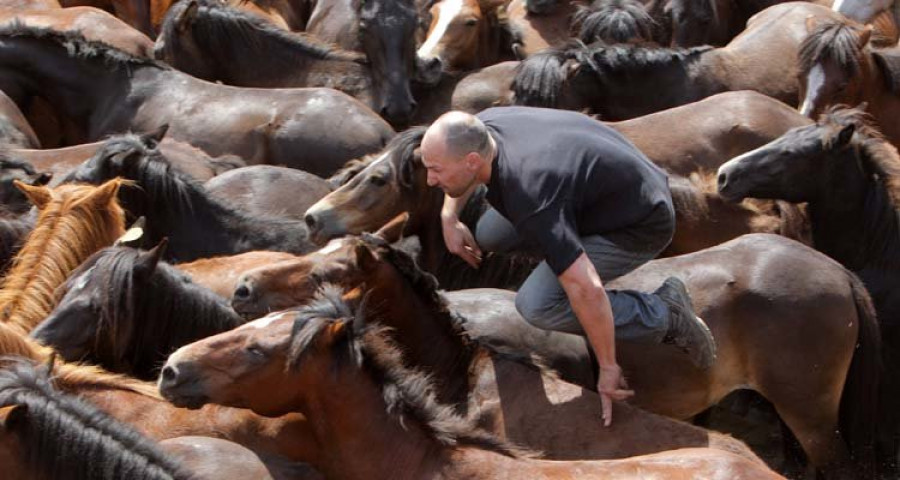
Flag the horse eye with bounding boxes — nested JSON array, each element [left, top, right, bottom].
[[369, 176, 387, 187], [246, 346, 266, 358], [359, 20, 367, 30], [464, 18, 477, 26]]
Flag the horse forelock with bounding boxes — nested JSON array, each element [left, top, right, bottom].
[[573, 0, 656, 44], [286, 285, 530, 457], [0, 183, 126, 333], [0, 359, 185, 480], [799, 20, 866, 77]]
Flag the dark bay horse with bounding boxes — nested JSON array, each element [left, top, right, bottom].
[[31, 241, 244, 380], [513, 2, 846, 120], [160, 289, 786, 479], [155, 0, 417, 127], [226, 227, 765, 463], [0, 156, 51, 215], [229, 228, 878, 477], [62, 135, 316, 262], [0, 179, 126, 336], [796, 19, 900, 149], [0, 90, 39, 149], [0, 322, 324, 479], [204, 166, 331, 222], [0, 25, 394, 176], [717, 107, 900, 477]]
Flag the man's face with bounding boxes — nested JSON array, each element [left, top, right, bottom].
[[421, 132, 478, 198]]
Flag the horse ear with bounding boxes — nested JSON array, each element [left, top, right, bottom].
[[176, 0, 199, 32], [836, 123, 856, 147], [115, 216, 146, 247], [140, 124, 168, 149], [85, 178, 123, 206], [373, 213, 409, 244], [31, 172, 52, 186], [859, 25, 873, 48], [354, 242, 378, 272], [134, 238, 168, 280], [0, 404, 27, 431], [14, 180, 53, 209]]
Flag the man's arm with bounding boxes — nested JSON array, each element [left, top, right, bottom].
[[440, 186, 482, 268], [558, 253, 634, 426]]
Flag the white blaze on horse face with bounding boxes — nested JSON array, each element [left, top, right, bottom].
[[800, 64, 827, 117], [417, 0, 465, 59], [317, 237, 347, 255], [245, 311, 292, 330]]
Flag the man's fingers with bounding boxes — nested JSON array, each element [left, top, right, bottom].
[[460, 248, 481, 269], [601, 388, 635, 402], [600, 393, 612, 427]]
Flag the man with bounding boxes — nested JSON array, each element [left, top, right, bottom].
[[420, 107, 716, 426]]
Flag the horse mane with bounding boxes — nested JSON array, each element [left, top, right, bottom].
[[327, 156, 375, 189], [0, 22, 165, 70], [58, 246, 242, 376], [514, 41, 712, 107], [0, 321, 50, 362], [819, 106, 900, 267], [160, 0, 363, 65], [799, 20, 866, 77], [572, 0, 656, 45], [0, 182, 126, 334], [0, 359, 189, 480], [325, 126, 425, 189], [287, 285, 530, 458]]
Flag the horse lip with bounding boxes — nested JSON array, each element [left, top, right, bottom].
[[166, 393, 210, 410]]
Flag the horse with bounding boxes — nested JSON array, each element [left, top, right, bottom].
[[235, 225, 881, 477], [0, 25, 394, 176], [0, 156, 51, 215], [717, 107, 900, 477], [155, 0, 417, 127], [31, 240, 244, 380], [159, 436, 274, 480], [0, 322, 324, 479], [176, 251, 301, 299], [160, 287, 785, 479], [0, 360, 193, 480], [796, 19, 900, 151], [570, 0, 658, 45], [204, 166, 331, 222], [513, 2, 848, 120], [0, 90, 39, 149], [226, 225, 770, 464], [62, 134, 316, 262], [4, 130, 243, 185], [0, 179, 126, 335]]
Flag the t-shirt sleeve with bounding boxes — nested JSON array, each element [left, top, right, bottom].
[[515, 202, 584, 275]]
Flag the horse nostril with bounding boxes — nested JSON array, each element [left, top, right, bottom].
[[160, 365, 178, 385], [717, 172, 728, 190], [234, 284, 250, 300], [305, 213, 318, 231]]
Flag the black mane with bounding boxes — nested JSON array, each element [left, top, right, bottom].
[[799, 20, 867, 77], [0, 359, 190, 480], [573, 0, 656, 45], [0, 22, 165, 70], [513, 41, 712, 107], [286, 285, 527, 457], [159, 0, 364, 67], [56, 245, 242, 378]]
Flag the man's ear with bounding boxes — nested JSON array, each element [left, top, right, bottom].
[[464, 151, 481, 171]]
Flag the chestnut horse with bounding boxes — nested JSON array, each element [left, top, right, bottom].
[[156, 0, 419, 127], [62, 134, 316, 262], [160, 287, 784, 479], [0, 25, 393, 175], [176, 251, 301, 299], [227, 227, 765, 464], [31, 241, 244, 379], [717, 107, 900, 477], [233, 230, 881, 477], [0, 322, 323, 479], [513, 2, 847, 120], [796, 20, 900, 150], [0, 179, 125, 335]]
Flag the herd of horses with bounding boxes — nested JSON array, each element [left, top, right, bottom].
[[0, 0, 899, 478]]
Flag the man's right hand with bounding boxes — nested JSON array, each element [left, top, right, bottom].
[[442, 217, 482, 269]]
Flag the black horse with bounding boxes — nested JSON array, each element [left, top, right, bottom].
[[718, 107, 900, 476]]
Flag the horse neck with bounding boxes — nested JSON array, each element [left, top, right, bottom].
[[860, 55, 900, 143], [406, 185, 447, 275], [367, 265, 474, 407], [302, 355, 443, 480]]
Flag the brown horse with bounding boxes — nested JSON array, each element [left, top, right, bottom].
[[226, 227, 766, 464], [160, 289, 785, 479], [514, 2, 847, 120], [0, 179, 125, 335], [177, 251, 301, 299], [155, 0, 419, 127], [231, 230, 880, 477], [204, 166, 332, 222], [0, 322, 323, 479], [717, 107, 900, 477], [0, 25, 393, 176], [159, 437, 274, 480], [796, 19, 900, 150]]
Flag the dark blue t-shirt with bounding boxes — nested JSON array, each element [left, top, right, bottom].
[[478, 106, 673, 274]]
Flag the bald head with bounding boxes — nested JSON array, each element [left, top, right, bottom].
[[425, 111, 492, 160]]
